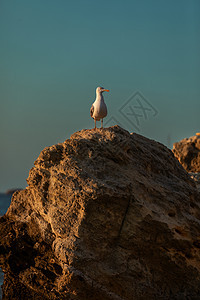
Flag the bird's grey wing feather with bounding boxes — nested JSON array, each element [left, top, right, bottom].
[[90, 105, 94, 118]]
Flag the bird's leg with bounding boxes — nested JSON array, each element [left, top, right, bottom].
[[94, 119, 97, 130], [101, 119, 103, 129]]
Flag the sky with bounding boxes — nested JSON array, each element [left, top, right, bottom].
[[0, 0, 200, 192]]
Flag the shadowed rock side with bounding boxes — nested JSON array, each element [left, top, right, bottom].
[[190, 173, 200, 192], [1, 126, 200, 299], [173, 134, 200, 172]]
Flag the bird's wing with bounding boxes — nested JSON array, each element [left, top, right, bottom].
[[90, 104, 94, 118]]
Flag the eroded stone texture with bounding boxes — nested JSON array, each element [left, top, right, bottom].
[[1, 126, 200, 299], [189, 172, 200, 192], [173, 134, 200, 172]]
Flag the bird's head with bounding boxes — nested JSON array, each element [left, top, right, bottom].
[[96, 86, 109, 94]]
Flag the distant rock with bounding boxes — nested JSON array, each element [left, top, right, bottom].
[[6, 188, 22, 195], [173, 134, 200, 172], [173, 134, 200, 192], [0, 126, 200, 299]]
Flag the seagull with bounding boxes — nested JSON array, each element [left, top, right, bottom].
[[90, 86, 109, 129]]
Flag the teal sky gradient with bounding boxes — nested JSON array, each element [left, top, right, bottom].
[[0, 0, 200, 191]]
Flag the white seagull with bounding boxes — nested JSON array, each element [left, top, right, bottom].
[[90, 86, 109, 129]]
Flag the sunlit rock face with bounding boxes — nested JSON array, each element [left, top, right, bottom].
[[173, 134, 200, 172], [173, 134, 200, 192], [1, 126, 200, 300]]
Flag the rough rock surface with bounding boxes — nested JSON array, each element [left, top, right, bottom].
[[173, 134, 200, 192], [173, 134, 200, 172], [1, 126, 200, 300], [189, 173, 200, 192]]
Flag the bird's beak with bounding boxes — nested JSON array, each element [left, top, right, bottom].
[[104, 89, 109, 92]]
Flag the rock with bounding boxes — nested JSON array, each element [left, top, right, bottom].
[[189, 172, 200, 192], [1, 126, 200, 300], [173, 134, 200, 192], [173, 134, 200, 172], [6, 188, 22, 195]]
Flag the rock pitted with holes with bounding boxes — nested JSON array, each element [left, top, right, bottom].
[[1, 126, 200, 299]]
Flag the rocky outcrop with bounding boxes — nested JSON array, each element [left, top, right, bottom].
[[173, 134, 200, 192], [173, 134, 200, 172], [1, 126, 200, 299]]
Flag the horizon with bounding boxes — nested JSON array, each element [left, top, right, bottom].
[[1, 0, 200, 192]]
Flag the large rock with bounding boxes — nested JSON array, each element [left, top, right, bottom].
[[173, 134, 200, 172], [1, 126, 200, 299]]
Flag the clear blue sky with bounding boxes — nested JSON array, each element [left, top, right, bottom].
[[0, 0, 199, 192]]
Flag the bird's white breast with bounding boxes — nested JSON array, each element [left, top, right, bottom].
[[92, 96, 107, 120]]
